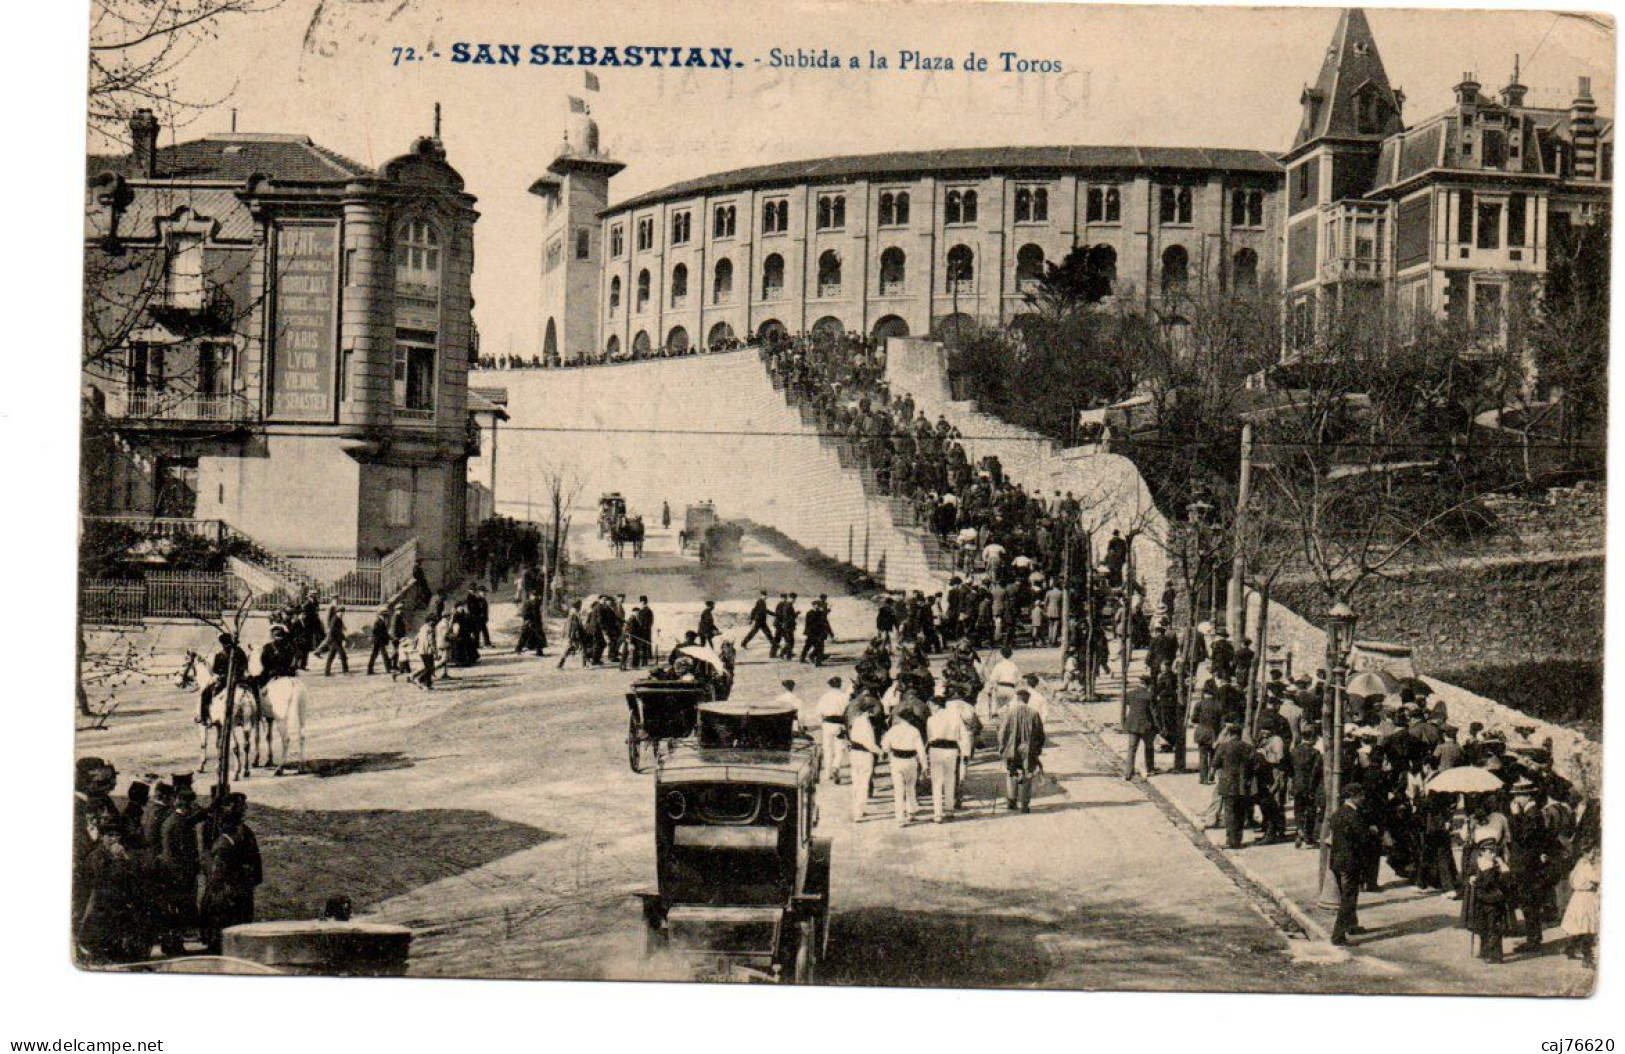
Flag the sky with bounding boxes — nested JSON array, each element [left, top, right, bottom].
[[91, 0, 1615, 358]]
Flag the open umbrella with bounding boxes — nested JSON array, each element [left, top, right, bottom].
[[1346, 668, 1403, 699], [1426, 766, 1505, 795], [678, 644, 727, 673]]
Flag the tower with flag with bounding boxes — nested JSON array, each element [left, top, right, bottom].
[[530, 71, 622, 364]]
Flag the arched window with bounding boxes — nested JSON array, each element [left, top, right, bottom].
[[1016, 243, 1045, 288], [708, 322, 736, 349], [816, 194, 845, 230], [543, 318, 558, 362], [606, 335, 621, 358], [1161, 245, 1189, 294], [811, 316, 844, 343], [712, 258, 733, 303], [879, 247, 906, 295], [762, 253, 785, 299], [946, 189, 979, 225], [397, 218, 441, 290], [1015, 187, 1048, 224], [894, 192, 910, 225], [1159, 187, 1194, 225], [1232, 248, 1259, 291], [670, 263, 688, 306], [632, 331, 651, 357], [879, 192, 896, 227], [713, 204, 736, 239], [757, 318, 787, 342], [1087, 245, 1118, 296], [636, 269, 650, 312], [871, 315, 909, 341], [608, 276, 622, 315], [817, 250, 842, 297], [946, 244, 974, 292], [666, 325, 690, 354], [762, 199, 789, 234], [671, 211, 691, 245]]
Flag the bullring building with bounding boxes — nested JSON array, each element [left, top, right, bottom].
[[532, 7, 1610, 364]]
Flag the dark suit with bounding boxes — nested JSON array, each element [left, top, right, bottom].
[[1328, 801, 1376, 943], [1190, 697, 1224, 784], [741, 599, 774, 648], [1212, 737, 1254, 848], [1289, 742, 1325, 845], [1122, 686, 1158, 778]]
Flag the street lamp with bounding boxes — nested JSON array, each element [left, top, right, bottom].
[[1316, 599, 1359, 909]]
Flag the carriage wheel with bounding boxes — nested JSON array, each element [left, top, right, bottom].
[[793, 918, 818, 984], [627, 718, 647, 772]]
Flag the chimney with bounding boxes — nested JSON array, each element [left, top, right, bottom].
[[128, 108, 159, 177], [1571, 76, 1599, 179], [1454, 71, 1481, 108], [1500, 55, 1528, 108]]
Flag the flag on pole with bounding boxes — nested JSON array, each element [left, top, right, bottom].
[[584, 70, 601, 92], [567, 95, 587, 114]]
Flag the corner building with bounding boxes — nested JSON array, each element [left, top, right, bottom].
[[83, 114, 480, 585]]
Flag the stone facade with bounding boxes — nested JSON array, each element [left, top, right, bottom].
[[83, 115, 480, 584]]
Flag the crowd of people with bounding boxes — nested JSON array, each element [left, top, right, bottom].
[[72, 758, 261, 964], [469, 335, 756, 371]]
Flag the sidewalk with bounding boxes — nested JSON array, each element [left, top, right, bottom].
[[1068, 654, 1594, 997]]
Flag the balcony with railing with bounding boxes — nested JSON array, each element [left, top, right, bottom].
[[101, 386, 258, 425], [1321, 202, 1388, 283]]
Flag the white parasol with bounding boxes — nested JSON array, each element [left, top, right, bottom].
[[1425, 766, 1504, 795], [678, 644, 727, 673], [1346, 669, 1403, 699]]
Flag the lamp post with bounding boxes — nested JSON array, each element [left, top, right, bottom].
[[1316, 599, 1358, 909]]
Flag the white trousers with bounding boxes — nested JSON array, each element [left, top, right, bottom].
[[891, 754, 921, 823], [929, 747, 960, 821], [821, 723, 847, 782], [849, 749, 876, 821]]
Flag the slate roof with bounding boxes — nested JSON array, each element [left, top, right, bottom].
[[1289, 8, 1405, 153], [604, 144, 1282, 216], [87, 133, 372, 184]]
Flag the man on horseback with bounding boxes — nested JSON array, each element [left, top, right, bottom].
[[200, 633, 252, 726]]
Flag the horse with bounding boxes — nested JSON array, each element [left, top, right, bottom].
[[189, 673, 261, 781], [257, 676, 310, 776], [612, 516, 645, 559]]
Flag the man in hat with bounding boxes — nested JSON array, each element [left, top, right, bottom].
[[317, 603, 348, 675], [997, 689, 1046, 813], [1290, 727, 1326, 848], [1189, 684, 1224, 785], [1507, 779, 1558, 954], [367, 603, 395, 675], [814, 677, 849, 783], [801, 598, 833, 666], [469, 584, 492, 648], [200, 792, 262, 955], [1122, 673, 1159, 780], [413, 615, 440, 689], [1328, 782, 1378, 946], [157, 774, 204, 953], [1210, 627, 1236, 682], [1212, 724, 1254, 849], [73, 757, 118, 940], [696, 600, 719, 649], [741, 590, 775, 650]]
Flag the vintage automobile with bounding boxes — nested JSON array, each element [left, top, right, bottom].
[[598, 492, 627, 538], [680, 501, 717, 551], [639, 703, 831, 983], [698, 522, 745, 567]]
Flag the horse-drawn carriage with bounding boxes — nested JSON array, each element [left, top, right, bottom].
[[638, 703, 831, 984], [598, 493, 627, 538], [625, 644, 735, 772]]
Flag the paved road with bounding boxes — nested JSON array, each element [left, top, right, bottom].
[[76, 525, 1478, 991]]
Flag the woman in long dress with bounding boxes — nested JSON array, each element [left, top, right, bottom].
[[1561, 847, 1600, 966]]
